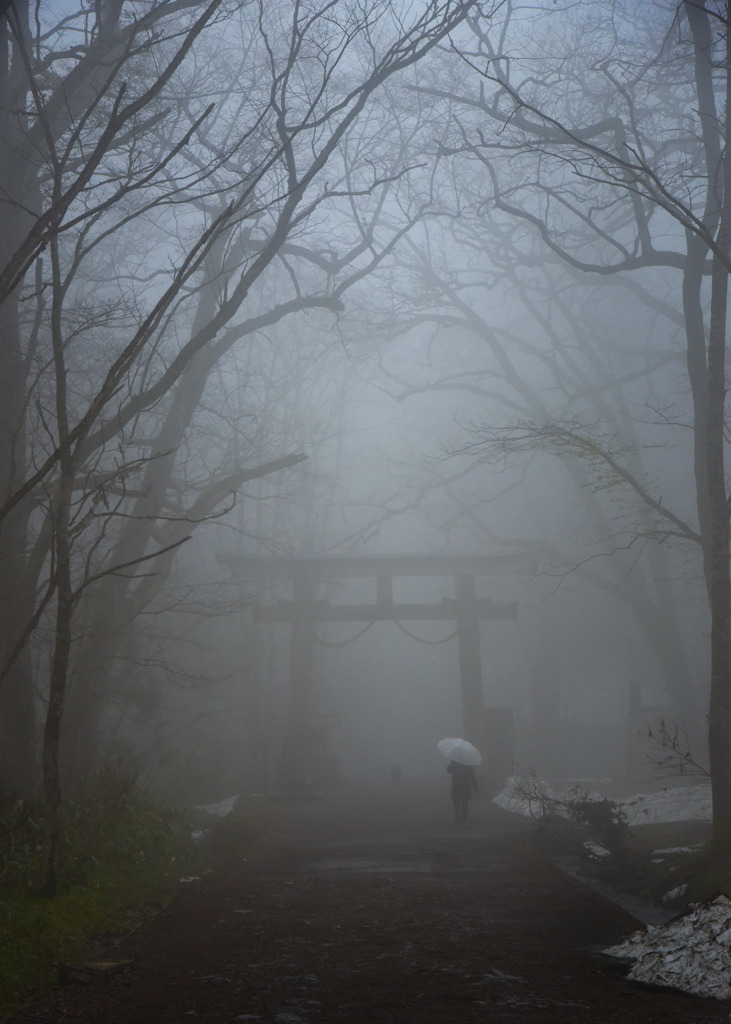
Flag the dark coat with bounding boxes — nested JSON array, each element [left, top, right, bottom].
[[447, 761, 477, 800]]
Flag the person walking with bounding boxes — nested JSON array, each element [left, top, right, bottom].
[[447, 760, 478, 823]]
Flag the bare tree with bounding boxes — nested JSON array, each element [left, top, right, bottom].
[[369, 208, 702, 718], [0, 0, 479, 894], [413, 0, 731, 852]]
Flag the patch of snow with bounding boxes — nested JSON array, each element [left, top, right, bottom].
[[492, 776, 602, 820], [194, 795, 239, 818], [493, 777, 711, 826], [621, 785, 711, 826], [584, 841, 611, 859], [492, 776, 546, 817], [662, 884, 688, 904], [652, 845, 703, 855], [604, 895, 731, 999]]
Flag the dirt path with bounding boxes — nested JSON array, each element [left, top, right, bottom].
[[9, 786, 730, 1024]]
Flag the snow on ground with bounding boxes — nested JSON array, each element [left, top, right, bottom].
[[492, 775, 711, 825], [604, 896, 731, 999], [194, 795, 239, 817], [494, 776, 730, 999], [621, 786, 711, 826]]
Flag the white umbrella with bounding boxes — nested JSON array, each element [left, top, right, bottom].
[[437, 737, 482, 766]]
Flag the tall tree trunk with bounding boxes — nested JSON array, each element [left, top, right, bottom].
[[38, 229, 75, 897], [0, 3, 39, 796], [38, 473, 73, 897], [705, 4, 731, 854]]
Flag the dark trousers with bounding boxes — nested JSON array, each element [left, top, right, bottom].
[[453, 797, 469, 821]]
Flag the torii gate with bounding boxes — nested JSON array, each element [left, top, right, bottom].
[[218, 553, 535, 788]]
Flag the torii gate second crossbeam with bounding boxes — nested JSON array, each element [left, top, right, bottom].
[[218, 553, 536, 789]]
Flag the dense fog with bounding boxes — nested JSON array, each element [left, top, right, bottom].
[[0, 0, 726, 875]]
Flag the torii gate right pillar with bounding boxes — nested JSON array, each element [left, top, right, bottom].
[[455, 573, 486, 751]]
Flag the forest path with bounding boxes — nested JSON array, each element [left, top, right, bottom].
[[8, 785, 729, 1023]]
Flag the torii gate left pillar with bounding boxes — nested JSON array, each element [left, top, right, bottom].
[[281, 572, 316, 790]]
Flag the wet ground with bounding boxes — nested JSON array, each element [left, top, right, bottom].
[[8, 785, 730, 1023]]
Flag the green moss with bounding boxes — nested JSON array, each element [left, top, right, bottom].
[[0, 769, 200, 1019], [0, 782, 285, 1019], [0, 859, 189, 1016]]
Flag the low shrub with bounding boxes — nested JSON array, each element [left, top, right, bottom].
[[0, 765, 197, 1018]]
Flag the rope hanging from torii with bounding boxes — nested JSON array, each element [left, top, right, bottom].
[[314, 620, 459, 647]]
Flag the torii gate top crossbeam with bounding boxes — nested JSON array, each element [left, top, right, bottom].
[[217, 552, 537, 579]]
